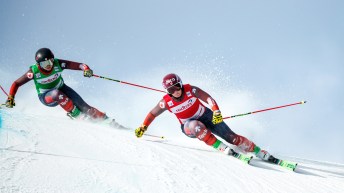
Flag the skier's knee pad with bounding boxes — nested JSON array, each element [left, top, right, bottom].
[[184, 120, 217, 145], [48, 89, 60, 100], [49, 90, 74, 112], [183, 120, 204, 138], [39, 89, 62, 106]]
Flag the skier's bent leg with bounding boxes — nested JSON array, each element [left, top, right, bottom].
[[49, 89, 82, 117], [60, 84, 106, 121], [183, 120, 228, 152], [231, 134, 271, 160], [204, 110, 271, 159], [39, 89, 81, 118], [208, 121, 258, 153]]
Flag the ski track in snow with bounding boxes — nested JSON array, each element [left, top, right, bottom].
[[0, 111, 344, 193]]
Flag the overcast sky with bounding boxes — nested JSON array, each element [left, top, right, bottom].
[[1, 0, 343, 163]]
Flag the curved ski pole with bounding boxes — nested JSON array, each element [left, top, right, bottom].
[[223, 101, 307, 119], [93, 74, 166, 93]]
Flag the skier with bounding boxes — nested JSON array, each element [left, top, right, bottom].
[[135, 73, 274, 161], [5, 48, 112, 123]]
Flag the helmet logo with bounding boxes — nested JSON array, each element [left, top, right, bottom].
[[162, 73, 182, 90], [165, 78, 176, 86]]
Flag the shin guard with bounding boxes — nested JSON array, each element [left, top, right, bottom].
[[57, 94, 75, 112], [196, 127, 217, 146], [86, 107, 106, 120], [232, 135, 256, 153]]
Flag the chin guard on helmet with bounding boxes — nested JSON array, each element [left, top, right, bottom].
[[39, 59, 54, 71]]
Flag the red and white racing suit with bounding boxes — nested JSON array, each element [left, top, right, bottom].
[[141, 84, 257, 152], [163, 84, 206, 124]]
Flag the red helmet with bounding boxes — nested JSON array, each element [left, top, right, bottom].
[[162, 73, 183, 94]]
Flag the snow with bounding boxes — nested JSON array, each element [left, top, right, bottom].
[[0, 110, 343, 193]]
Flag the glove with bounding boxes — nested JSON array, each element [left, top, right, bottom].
[[83, 69, 93, 78], [5, 95, 15, 108], [135, 125, 148, 138], [212, 110, 223, 124]]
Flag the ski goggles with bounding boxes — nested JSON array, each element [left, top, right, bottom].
[[39, 59, 54, 70], [166, 83, 182, 94]]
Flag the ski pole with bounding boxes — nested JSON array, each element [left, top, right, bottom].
[[223, 101, 307, 119], [143, 133, 165, 139], [0, 85, 9, 97], [93, 74, 166, 93], [0, 104, 6, 110]]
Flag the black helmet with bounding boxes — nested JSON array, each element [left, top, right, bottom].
[[35, 48, 54, 63]]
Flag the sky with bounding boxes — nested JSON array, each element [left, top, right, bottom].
[[0, 0, 343, 163]]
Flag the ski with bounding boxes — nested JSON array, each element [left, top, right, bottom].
[[227, 148, 253, 164], [267, 155, 298, 171], [103, 118, 131, 130], [66, 113, 130, 130]]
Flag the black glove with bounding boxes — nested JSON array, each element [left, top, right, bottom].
[[5, 95, 15, 108]]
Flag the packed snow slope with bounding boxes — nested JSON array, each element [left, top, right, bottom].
[[0, 110, 343, 193]]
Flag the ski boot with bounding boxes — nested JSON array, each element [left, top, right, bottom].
[[66, 106, 87, 120], [263, 153, 298, 171], [254, 146, 271, 161], [213, 140, 253, 164], [215, 141, 230, 153], [254, 146, 298, 170]]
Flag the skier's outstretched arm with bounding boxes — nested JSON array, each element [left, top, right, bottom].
[[135, 99, 167, 138], [5, 69, 33, 108], [58, 59, 93, 78], [191, 85, 223, 124]]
